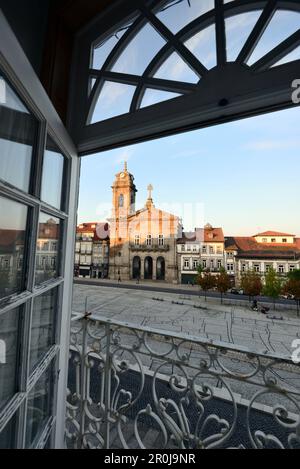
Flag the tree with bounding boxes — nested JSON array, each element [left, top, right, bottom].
[[240, 269, 263, 302], [283, 269, 300, 317], [215, 270, 231, 304], [196, 270, 216, 301], [262, 267, 282, 310]]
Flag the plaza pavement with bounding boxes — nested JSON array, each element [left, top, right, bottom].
[[72, 283, 300, 357]]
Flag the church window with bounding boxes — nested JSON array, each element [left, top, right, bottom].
[[146, 235, 152, 246], [119, 194, 124, 207], [158, 235, 164, 246], [135, 235, 140, 246]]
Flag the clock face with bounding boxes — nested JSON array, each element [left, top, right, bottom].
[[120, 173, 125, 178]]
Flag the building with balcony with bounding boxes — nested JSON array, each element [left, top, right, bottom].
[[75, 222, 110, 278], [177, 224, 225, 284], [109, 164, 182, 282], [225, 231, 300, 284]]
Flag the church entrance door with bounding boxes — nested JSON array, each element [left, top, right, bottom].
[[132, 256, 141, 279], [156, 257, 165, 281], [144, 257, 153, 280]]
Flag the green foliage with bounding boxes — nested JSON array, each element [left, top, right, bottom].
[[287, 269, 300, 281], [215, 271, 231, 304], [196, 271, 216, 300], [284, 275, 300, 316], [263, 267, 282, 307], [240, 269, 263, 300]]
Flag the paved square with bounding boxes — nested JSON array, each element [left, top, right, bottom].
[[73, 284, 300, 358]]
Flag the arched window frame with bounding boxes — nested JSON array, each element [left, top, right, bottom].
[[69, 0, 300, 155]]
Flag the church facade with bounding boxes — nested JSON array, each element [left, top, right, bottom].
[[109, 164, 182, 283]]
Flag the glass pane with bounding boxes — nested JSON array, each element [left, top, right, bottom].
[[225, 11, 262, 62], [41, 136, 65, 210], [25, 365, 53, 448], [141, 89, 181, 108], [154, 51, 199, 82], [0, 308, 20, 411], [89, 77, 97, 97], [247, 10, 300, 66], [90, 81, 136, 124], [0, 197, 28, 299], [30, 288, 57, 373], [0, 74, 37, 192], [35, 213, 61, 286], [155, 0, 214, 34], [184, 24, 217, 70], [272, 44, 300, 67], [112, 23, 166, 75], [0, 413, 17, 449], [92, 20, 136, 70]]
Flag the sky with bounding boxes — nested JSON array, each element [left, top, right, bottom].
[[78, 1, 300, 237], [78, 105, 300, 237]]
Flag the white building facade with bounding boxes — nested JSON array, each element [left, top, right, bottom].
[[177, 224, 225, 284]]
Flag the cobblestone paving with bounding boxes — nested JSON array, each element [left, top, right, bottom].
[[73, 284, 300, 357]]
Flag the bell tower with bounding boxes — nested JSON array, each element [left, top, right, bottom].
[[112, 162, 137, 219]]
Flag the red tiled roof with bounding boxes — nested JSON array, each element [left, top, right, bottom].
[[203, 227, 224, 243], [38, 222, 60, 239], [77, 222, 110, 240], [77, 222, 99, 233], [177, 227, 224, 244], [227, 236, 300, 260], [0, 230, 24, 248], [254, 231, 295, 237]]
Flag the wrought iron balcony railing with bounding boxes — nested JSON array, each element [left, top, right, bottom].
[[129, 243, 170, 252], [66, 314, 300, 450]]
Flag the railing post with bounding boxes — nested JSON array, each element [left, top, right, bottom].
[[78, 315, 88, 448], [104, 323, 112, 449]]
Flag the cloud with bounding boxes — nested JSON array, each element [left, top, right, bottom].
[[242, 139, 300, 151], [171, 148, 207, 159]]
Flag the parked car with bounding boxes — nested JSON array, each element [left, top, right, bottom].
[[229, 288, 244, 295], [280, 294, 295, 300]]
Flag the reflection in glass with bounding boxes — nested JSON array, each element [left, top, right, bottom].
[[35, 213, 61, 285], [141, 89, 181, 108], [30, 288, 57, 373], [0, 308, 19, 411], [156, 0, 214, 34], [0, 413, 17, 449], [0, 197, 28, 299], [225, 11, 262, 62], [91, 81, 136, 123], [41, 136, 65, 210], [247, 10, 300, 66], [26, 365, 53, 448], [112, 23, 166, 76], [0, 74, 36, 192], [92, 21, 135, 69], [154, 51, 199, 83], [184, 24, 217, 70]]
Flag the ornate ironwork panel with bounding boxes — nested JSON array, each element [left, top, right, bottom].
[[66, 314, 300, 449]]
